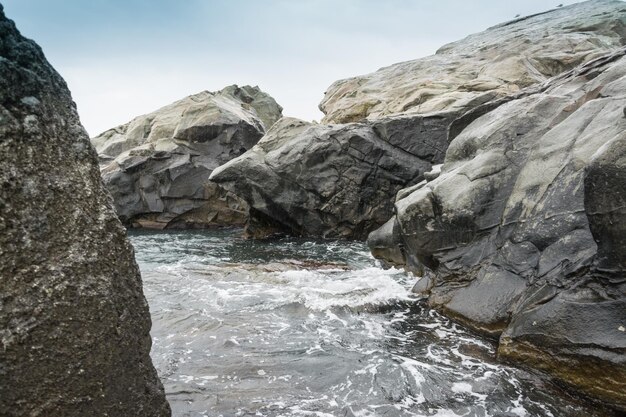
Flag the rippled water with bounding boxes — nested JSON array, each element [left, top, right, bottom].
[[129, 229, 608, 417]]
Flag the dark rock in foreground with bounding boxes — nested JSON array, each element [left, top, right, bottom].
[[0, 5, 170, 416], [369, 49, 626, 410], [91, 85, 282, 229], [211, 115, 449, 239]]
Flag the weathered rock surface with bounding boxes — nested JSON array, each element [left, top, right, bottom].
[[321, 0, 626, 123], [0, 6, 170, 416], [213, 0, 626, 240], [91, 85, 282, 229], [369, 49, 626, 409], [211, 114, 449, 239]]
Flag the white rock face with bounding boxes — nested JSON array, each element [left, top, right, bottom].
[[320, 0, 626, 123]]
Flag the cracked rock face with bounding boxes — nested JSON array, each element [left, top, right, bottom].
[[211, 115, 449, 239], [91, 85, 282, 229], [369, 50, 626, 409], [0, 6, 170, 416], [321, 0, 626, 124]]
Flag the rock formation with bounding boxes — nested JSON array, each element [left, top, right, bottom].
[[212, 0, 626, 240], [211, 115, 448, 239], [369, 49, 626, 410], [321, 0, 626, 123], [0, 6, 170, 416], [91, 85, 282, 229]]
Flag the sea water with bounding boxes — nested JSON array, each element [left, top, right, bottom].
[[129, 229, 608, 417]]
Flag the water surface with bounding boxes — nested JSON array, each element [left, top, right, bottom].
[[130, 229, 607, 417]]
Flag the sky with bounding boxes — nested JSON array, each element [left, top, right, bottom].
[[3, 0, 584, 136]]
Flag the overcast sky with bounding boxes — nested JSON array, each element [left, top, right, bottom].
[[4, 0, 583, 136]]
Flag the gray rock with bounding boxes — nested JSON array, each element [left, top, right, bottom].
[[0, 6, 170, 416], [371, 49, 626, 409], [211, 114, 449, 239], [213, 0, 626, 241], [320, 0, 626, 123], [91, 85, 282, 229]]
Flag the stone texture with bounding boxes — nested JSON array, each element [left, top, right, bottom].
[[320, 0, 626, 124], [0, 6, 170, 416], [213, 0, 626, 240], [211, 114, 449, 239], [91, 85, 282, 229], [369, 49, 626, 409]]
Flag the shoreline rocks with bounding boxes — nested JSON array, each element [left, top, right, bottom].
[[211, 114, 450, 239], [212, 0, 626, 241], [368, 49, 626, 410], [0, 5, 170, 416], [92, 85, 282, 229]]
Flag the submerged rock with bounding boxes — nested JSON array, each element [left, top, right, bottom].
[[321, 0, 626, 123], [0, 6, 170, 416], [211, 114, 449, 239], [91, 85, 282, 229], [213, 0, 626, 240], [369, 49, 626, 409]]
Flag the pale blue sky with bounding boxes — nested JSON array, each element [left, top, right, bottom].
[[4, 0, 582, 136]]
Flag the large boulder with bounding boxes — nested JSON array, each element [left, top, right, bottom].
[[214, 0, 626, 240], [321, 0, 626, 123], [0, 6, 170, 416], [91, 85, 282, 229], [211, 114, 449, 239], [369, 49, 626, 409]]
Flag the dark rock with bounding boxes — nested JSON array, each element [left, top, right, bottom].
[[211, 114, 451, 239], [370, 49, 626, 409], [91, 85, 282, 229], [0, 6, 170, 416], [367, 217, 406, 269]]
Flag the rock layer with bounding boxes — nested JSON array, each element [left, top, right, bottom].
[[211, 114, 449, 239], [369, 49, 626, 409], [92, 85, 282, 229], [321, 0, 626, 123], [0, 6, 170, 416]]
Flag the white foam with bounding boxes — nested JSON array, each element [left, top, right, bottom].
[[451, 382, 473, 393]]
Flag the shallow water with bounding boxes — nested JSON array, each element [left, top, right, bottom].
[[130, 229, 607, 417]]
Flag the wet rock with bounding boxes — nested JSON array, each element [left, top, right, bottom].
[[320, 0, 626, 123], [211, 114, 450, 239], [370, 49, 626, 409], [91, 85, 282, 229], [0, 6, 170, 416]]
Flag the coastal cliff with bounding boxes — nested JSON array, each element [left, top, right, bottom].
[[368, 47, 626, 410], [211, 0, 626, 241]]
